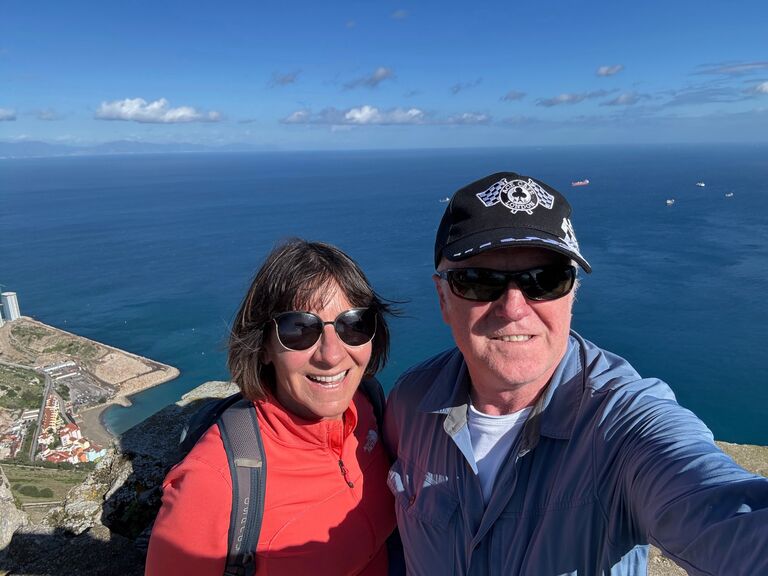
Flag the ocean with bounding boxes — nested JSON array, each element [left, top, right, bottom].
[[2, 144, 767, 444]]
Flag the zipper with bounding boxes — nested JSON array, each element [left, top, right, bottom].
[[338, 459, 354, 488]]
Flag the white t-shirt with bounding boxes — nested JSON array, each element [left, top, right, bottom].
[[467, 403, 532, 504]]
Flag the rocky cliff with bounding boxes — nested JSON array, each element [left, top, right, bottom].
[[0, 381, 765, 576]]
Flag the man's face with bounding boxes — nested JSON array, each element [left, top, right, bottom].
[[435, 247, 574, 406]]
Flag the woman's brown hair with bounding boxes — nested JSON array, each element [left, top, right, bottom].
[[228, 238, 392, 401]]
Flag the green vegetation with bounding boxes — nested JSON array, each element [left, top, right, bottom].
[[43, 340, 100, 361], [56, 384, 71, 401], [16, 484, 54, 498], [0, 463, 88, 504], [10, 324, 50, 347], [0, 364, 43, 410]]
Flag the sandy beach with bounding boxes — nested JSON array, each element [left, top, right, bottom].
[[77, 403, 118, 448]]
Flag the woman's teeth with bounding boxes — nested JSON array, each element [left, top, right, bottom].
[[308, 371, 347, 384]]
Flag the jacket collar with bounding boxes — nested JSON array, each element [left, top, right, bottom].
[[257, 389, 358, 452], [418, 331, 587, 444]]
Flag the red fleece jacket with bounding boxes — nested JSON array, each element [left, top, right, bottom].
[[146, 389, 395, 575]]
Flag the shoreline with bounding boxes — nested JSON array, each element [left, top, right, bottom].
[[0, 317, 181, 445], [77, 403, 117, 448], [77, 366, 181, 444]]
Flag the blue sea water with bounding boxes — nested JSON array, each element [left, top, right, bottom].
[[1, 145, 767, 444]]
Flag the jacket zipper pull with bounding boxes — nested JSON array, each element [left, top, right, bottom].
[[338, 459, 354, 488]]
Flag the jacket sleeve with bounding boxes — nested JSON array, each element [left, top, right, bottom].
[[145, 427, 232, 576], [595, 379, 768, 576]]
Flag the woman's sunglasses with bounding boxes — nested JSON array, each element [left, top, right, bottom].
[[271, 307, 377, 351], [436, 265, 576, 302]]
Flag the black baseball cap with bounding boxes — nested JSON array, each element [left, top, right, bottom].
[[434, 172, 591, 272]]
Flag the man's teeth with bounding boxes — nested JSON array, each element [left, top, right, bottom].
[[308, 371, 347, 383], [497, 335, 531, 342]]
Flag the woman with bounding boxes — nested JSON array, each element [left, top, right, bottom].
[[146, 239, 397, 575]]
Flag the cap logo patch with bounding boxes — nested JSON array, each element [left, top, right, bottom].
[[475, 178, 555, 215]]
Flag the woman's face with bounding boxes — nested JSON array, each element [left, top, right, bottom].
[[263, 282, 372, 421]]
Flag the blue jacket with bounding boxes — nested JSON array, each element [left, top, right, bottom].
[[384, 332, 768, 575]]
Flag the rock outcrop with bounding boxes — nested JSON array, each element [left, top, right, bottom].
[[0, 380, 765, 575], [0, 466, 28, 563]]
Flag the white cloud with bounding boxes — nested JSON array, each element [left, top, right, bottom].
[[342, 105, 425, 125], [344, 67, 395, 89], [747, 81, 768, 95], [281, 105, 494, 126], [537, 90, 612, 107], [0, 108, 17, 121], [601, 92, 649, 106], [697, 61, 768, 76], [283, 109, 311, 124], [538, 93, 586, 106], [95, 98, 221, 123], [282, 105, 427, 125], [501, 90, 526, 102], [345, 105, 380, 124], [597, 65, 624, 77], [445, 112, 490, 125]]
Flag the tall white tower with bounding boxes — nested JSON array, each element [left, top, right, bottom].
[[1, 292, 21, 321]]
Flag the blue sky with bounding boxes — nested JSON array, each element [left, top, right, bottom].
[[2, 0, 767, 149]]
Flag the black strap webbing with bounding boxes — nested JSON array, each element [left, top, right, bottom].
[[218, 398, 266, 576]]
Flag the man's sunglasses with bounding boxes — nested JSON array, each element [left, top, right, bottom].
[[436, 265, 576, 302], [271, 307, 377, 351]]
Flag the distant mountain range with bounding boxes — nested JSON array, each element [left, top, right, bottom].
[[0, 140, 278, 158]]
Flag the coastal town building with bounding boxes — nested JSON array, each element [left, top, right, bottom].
[[0, 432, 22, 459], [37, 421, 105, 464], [20, 409, 39, 422], [41, 396, 62, 432], [59, 422, 82, 445], [1, 292, 21, 322]]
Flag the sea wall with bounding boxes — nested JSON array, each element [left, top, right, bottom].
[[0, 381, 765, 575]]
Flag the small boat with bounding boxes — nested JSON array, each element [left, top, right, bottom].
[[439, 197, 450, 203], [571, 179, 590, 187], [666, 199, 675, 206], [725, 192, 734, 198], [695, 182, 706, 187]]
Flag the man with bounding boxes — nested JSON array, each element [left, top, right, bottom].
[[384, 172, 768, 575]]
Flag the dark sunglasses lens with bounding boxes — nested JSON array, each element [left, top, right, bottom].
[[275, 312, 322, 350], [447, 266, 575, 302], [520, 266, 575, 300], [335, 308, 377, 346], [449, 269, 507, 301]]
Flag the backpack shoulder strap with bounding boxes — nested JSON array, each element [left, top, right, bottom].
[[179, 392, 243, 454], [359, 376, 386, 433], [217, 397, 266, 576]]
